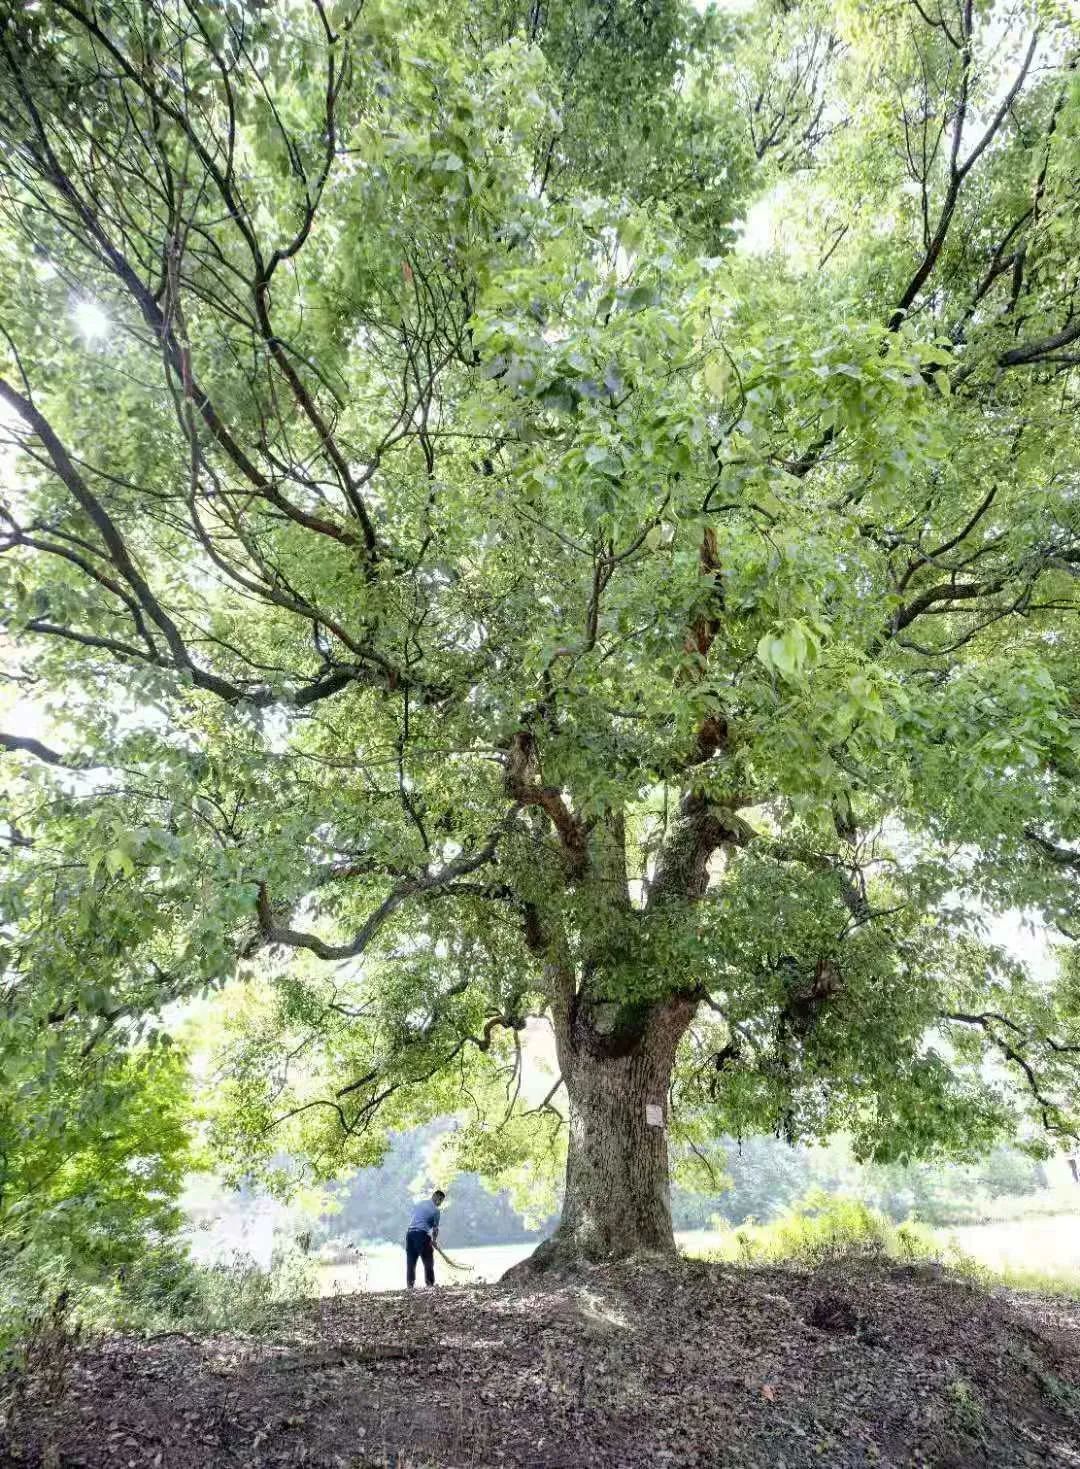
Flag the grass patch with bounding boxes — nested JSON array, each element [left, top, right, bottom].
[[688, 1190, 1080, 1296], [693, 1191, 947, 1270], [945, 1374, 987, 1441], [980, 1263, 1080, 1296], [934, 1185, 1080, 1227]]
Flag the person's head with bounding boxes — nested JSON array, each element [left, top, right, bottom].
[[432, 1189, 446, 1206]]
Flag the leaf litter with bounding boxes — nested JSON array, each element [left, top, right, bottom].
[[2, 1257, 1079, 1467]]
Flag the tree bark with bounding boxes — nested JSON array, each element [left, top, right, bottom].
[[512, 997, 696, 1273]]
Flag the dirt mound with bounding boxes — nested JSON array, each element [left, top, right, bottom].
[[3, 1257, 1079, 1467]]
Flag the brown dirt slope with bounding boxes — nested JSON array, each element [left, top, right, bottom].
[[3, 1257, 1079, 1468]]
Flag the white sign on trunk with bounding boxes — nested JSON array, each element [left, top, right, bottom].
[[645, 1103, 664, 1128]]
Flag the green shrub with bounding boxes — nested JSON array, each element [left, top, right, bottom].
[[0, 1254, 80, 1379], [700, 1190, 944, 1269], [110, 1245, 318, 1337], [2, 1240, 317, 1374], [1, 1038, 198, 1361]]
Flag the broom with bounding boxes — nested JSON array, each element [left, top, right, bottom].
[[433, 1241, 475, 1274]]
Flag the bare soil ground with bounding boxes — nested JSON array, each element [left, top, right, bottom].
[[3, 1257, 1079, 1468]]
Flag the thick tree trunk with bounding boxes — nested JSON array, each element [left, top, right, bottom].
[[513, 997, 695, 1274], [558, 1040, 679, 1255]]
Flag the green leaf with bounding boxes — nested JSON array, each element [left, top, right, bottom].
[[105, 847, 135, 879], [625, 284, 655, 312], [703, 358, 729, 397]]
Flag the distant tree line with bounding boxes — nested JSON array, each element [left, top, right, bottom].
[[673, 1137, 1048, 1231], [318, 1122, 1050, 1246]]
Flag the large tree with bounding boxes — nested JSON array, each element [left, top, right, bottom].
[[1, 0, 1079, 1268]]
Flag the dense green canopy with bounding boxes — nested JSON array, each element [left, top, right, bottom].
[[1, 0, 1079, 1259]]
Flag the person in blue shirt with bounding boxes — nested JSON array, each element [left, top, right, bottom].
[[405, 1189, 445, 1289]]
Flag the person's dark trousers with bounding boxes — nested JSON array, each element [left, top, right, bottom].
[[405, 1229, 435, 1288]]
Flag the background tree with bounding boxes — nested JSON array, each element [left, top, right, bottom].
[[315, 1120, 554, 1246], [0, 1019, 194, 1339], [0, 0, 1078, 1269]]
